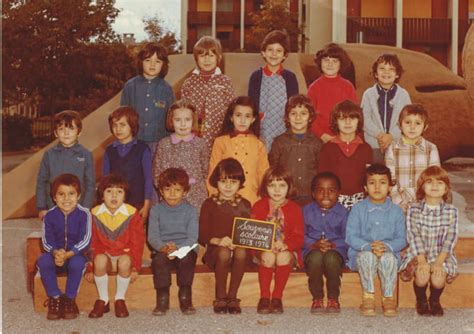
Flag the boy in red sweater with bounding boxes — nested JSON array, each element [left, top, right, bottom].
[[85, 175, 145, 318], [308, 43, 357, 143]]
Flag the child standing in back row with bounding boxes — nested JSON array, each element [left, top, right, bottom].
[[181, 36, 235, 151], [208, 96, 269, 204], [121, 42, 175, 148], [385, 104, 440, 212], [308, 43, 357, 143], [400, 166, 458, 317], [248, 30, 299, 151], [361, 54, 411, 162]]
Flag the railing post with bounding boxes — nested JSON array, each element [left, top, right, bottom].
[[395, 0, 403, 48], [449, 0, 459, 74]]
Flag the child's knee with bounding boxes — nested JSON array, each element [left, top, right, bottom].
[[275, 251, 293, 266], [118, 254, 132, 269], [380, 252, 397, 265], [305, 251, 324, 269], [322, 251, 342, 268], [430, 275, 446, 289], [260, 252, 276, 268], [37, 253, 55, 269], [216, 247, 232, 263], [68, 255, 87, 272], [93, 254, 109, 270]]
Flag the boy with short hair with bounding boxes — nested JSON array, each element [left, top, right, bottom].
[[384, 104, 440, 211], [36, 110, 95, 219], [361, 54, 411, 162], [303, 172, 348, 314], [248, 30, 299, 151], [148, 168, 198, 316], [104, 106, 152, 219], [269, 94, 322, 206], [345, 164, 407, 317], [37, 173, 92, 320], [86, 174, 145, 318]]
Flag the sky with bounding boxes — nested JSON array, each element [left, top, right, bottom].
[[113, 0, 181, 42]]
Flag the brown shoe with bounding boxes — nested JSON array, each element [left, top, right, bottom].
[[114, 299, 129, 318], [271, 298, 283, 314], [44, 297, 62, 320], [62, 296, 79, 320], [227, 298, 242, 314], [257, 298, 271, 314], [88, 299, 110, 318], [382, 297, 398, 317], [360, 295, 376, 317]]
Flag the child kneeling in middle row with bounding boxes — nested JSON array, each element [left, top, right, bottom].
[[148, 168, 199, 316], [87, 174, 145, 318], [252, 166, 304, 314]]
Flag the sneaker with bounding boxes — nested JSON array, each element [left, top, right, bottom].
[[310, 299, 325, 314], [326, 299, 341, 313], [44, 297, 62, 320], [382, 297, 398, 317], [62, 296, 79, 320], [429, 300, 444, 317], [257, 298, 271, 314], [270, 298, 283, 314], [227, 298, 242, 314], [416, 300, 431, 316], [360, 296, 376, 317]]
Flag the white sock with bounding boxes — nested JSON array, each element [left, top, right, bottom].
[[115, 275, 131, 301], [94, 274, 109, 304]]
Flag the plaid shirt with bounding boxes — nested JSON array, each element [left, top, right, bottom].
[[385, 137, 440, 207], [401, 201, 458, 277]]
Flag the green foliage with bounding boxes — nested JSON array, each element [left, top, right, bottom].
[[246, 0, 301, 52], [2, 0, 134, 116], [2, 115, 34, 151]]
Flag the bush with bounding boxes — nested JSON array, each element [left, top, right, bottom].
[[2, 115, 33, 151]]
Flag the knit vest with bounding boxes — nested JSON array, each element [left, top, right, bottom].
[[106, 141, 147, 207]]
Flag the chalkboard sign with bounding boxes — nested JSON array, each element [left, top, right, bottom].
[[231, 217, 276, 251]]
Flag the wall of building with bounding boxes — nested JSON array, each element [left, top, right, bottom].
[[305, 0, 333, 53], [403, 0, 432, 18], [197, 0, 212, 11], [360, 0, 393, 17]]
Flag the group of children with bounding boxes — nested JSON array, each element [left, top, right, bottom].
[[36, 30, 458, 321]]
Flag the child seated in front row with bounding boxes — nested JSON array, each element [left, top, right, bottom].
[[319, 100, 373, 209], [148, 168, 198, 316], [251, 167, 304, 314], [36, 110, 95, 219], [361, 54, 411, 162], [385, 104, 440, 212], [37, 174, 91, 320], [200, 158, 252, 314], [269, 95, 323, 206], [208, 96, 269, 205], [400, 166, 458, 317], [86, 174, 145, 318], [104, 106, 153, 219], [345, 164, 406, 317], [303, 172, 348, 314]]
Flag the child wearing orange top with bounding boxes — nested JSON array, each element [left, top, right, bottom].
[[252, 167, 304, 314], [208, 96, 269, 204]]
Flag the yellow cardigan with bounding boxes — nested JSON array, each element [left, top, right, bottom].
[[208, 134, 269, 204]]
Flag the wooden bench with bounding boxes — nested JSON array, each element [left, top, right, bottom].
[[27, 233, 474, 312]]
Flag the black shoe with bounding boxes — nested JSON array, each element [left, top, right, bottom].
[[227, 298, 241, 314], [44, 297, 62, 320], [178, 286, 196, 315], [429, 300, 444, 317], [257, 298, 271, 314], [62, 296, 79, 320], [213, 299, 228, 314], [152, 288, 170, 316], [271, 298, 283, 314], [415, 300, 431, 316]]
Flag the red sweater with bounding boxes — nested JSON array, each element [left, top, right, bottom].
[[251, 198, 304, 267], [307, 75, 357, 138], [318, 141, 373, 196], [90, 210, 145, 271]]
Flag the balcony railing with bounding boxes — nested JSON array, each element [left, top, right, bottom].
[[347, 17, 473, 46]]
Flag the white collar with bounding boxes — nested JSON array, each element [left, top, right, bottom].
[[192, 67, 222, 75], [96, 203, 130, 216]]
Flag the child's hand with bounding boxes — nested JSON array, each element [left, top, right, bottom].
[[319, 239, 334, 253], [431, 262, 445, 278], [84, 272, 94, 283], [377, 133, 393, 151], [321, 133, 335, 143], [371, 241, 386, 257], [166, 242, 177, 254], [219, 236, 233, 248], [130, 268, 139, 283], [273, 240, 287, 253], [417, 260, 430, 278], [38, 210, 48, 220], [139, 200, 151, 221]]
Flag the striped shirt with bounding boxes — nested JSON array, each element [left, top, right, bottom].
[[385, 137, 440, 207], [401, 201, 458, 277]]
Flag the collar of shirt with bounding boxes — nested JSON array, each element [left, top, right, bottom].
[[367, 197, 392, 212], [313, 202, 344, 217], [171, 133, 195, 144], [230, 130, 251, 138], [112, 138, 137, 148], [331, 135, 363, 157], [376, 83, 397, 95], [397, 136, 425, 151], [138, 75, 162, 84], [262, 65, 283, 76], [95, 203, 130, 216], [53, 142, 81, 152], [420, 200, 444, 217], [192, 67, 222, 76]]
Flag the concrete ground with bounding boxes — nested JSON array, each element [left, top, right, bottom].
[[2, 156, 474, 333]]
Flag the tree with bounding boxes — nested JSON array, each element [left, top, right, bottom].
[[246, 0, 301, 52], [143, 15, 180, 54], [2, 0, 134, 115]]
